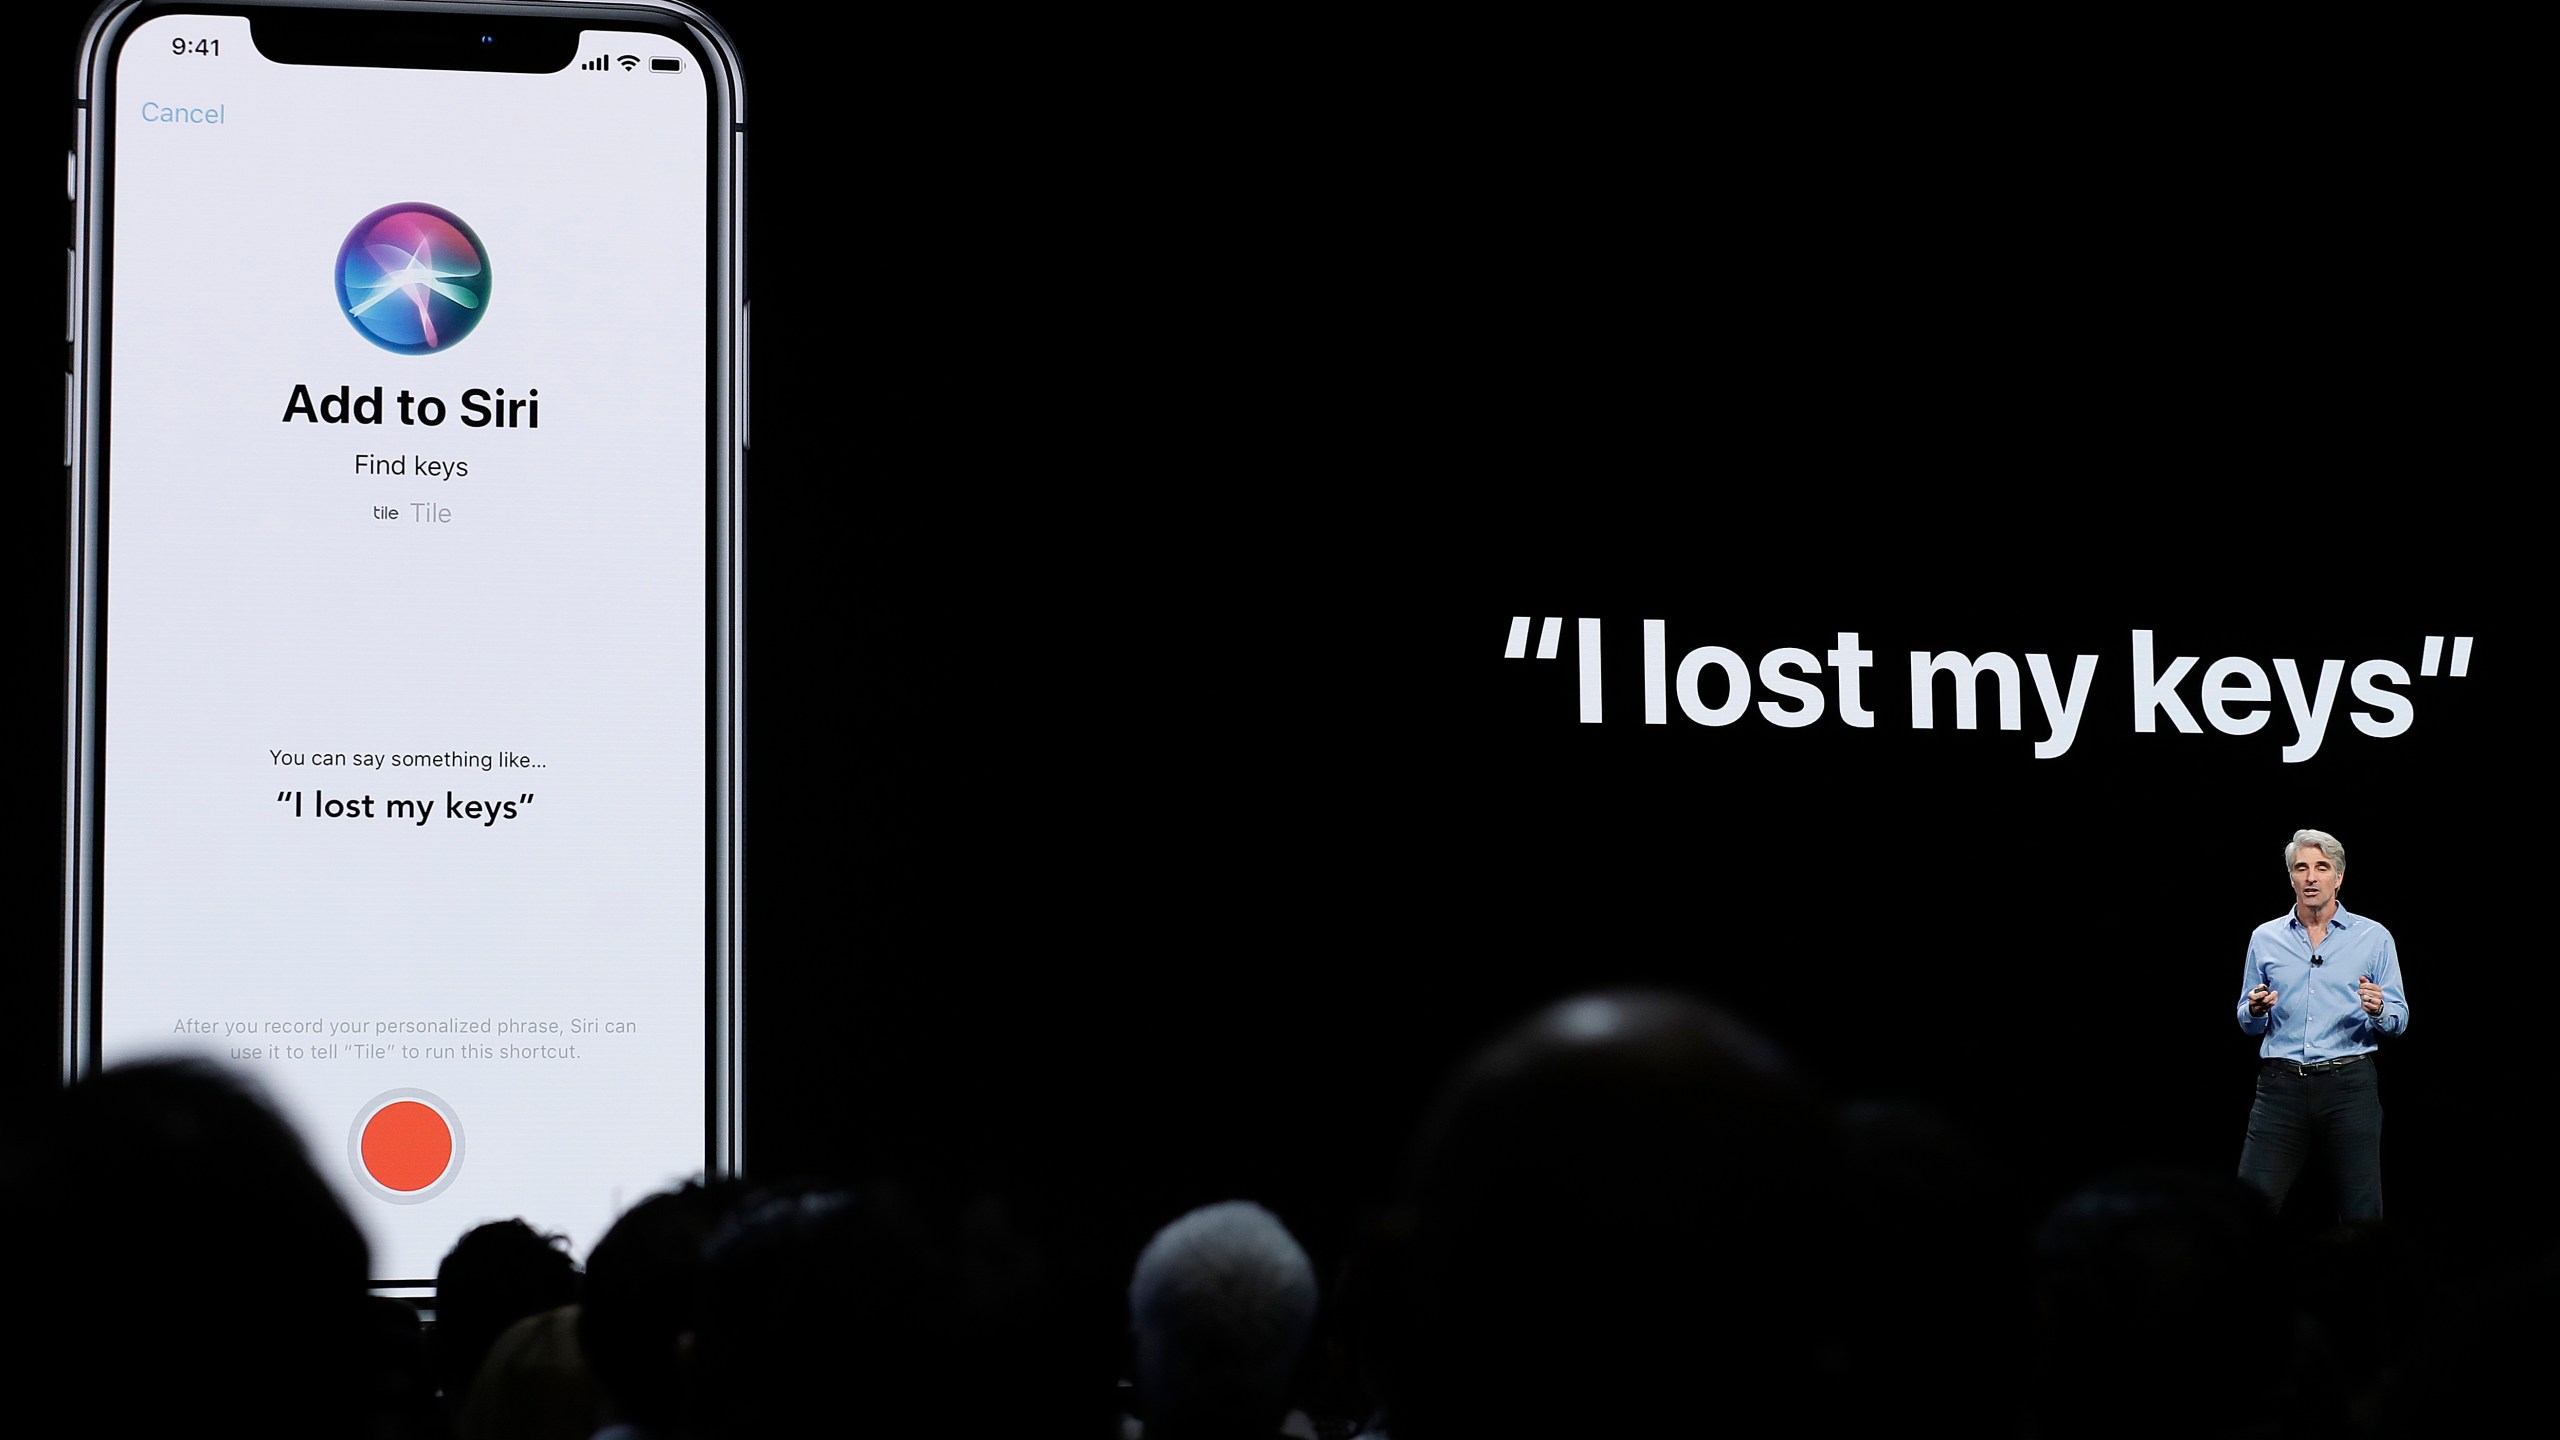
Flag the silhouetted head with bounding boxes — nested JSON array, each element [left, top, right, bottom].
[[2377, 1246, 2560, 1436], [579, 1178, 746, 1430], [692, 1189, 858, 1437], [1383, 991, 1826, 1438], [1128, 1200, 1319, 1439], [434, 1218, 580, 1408], [694, 1184, 1090, 1438], [1824, 1098, 2028, 1431], [457, 1303, 599, 1440], [2030, 1168, 2305, 1438], [1, 1059, 371, 1433]]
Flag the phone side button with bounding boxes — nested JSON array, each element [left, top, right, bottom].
[[65, 371, 75, 468]]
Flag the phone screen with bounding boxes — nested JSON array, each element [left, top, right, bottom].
[[79, 9, 738, 1283]]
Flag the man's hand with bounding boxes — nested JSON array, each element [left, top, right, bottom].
[[2358, 976, 2385, 1016], [2249, 984, 2278, 1017]]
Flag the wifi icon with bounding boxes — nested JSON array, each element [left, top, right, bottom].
[[617, 54, 639, 70]]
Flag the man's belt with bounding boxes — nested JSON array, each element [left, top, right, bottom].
[[2265, 1052, 2370, 1076]]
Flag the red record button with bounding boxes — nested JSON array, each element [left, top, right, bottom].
[[360, 1101, 453, 1192], [347, 1090, 464, 1203]]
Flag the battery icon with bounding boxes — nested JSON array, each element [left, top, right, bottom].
[[651, 56, 681, 73]]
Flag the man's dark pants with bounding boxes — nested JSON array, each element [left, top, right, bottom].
[[2237, 1055, 2383, 1221]]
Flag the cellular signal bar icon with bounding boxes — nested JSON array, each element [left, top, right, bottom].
[[580, 54, 608, 71]]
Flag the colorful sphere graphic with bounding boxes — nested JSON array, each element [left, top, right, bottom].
[[336, 203, 490, 354]]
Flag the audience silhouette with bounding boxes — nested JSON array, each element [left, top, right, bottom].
[[16, 1000, 2526, 1438]]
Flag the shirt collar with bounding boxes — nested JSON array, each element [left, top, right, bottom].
[[2288, 906, 2355, 932]]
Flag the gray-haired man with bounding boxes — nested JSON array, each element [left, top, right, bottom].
[[2235, 828, 2410, 1221]]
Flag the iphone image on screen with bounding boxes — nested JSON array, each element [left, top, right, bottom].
[[64, 1, 743, 1287]]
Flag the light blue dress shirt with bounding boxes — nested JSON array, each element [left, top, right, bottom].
[[2235, 906, 2409, 1061]]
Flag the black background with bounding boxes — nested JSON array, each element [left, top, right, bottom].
[[13, 4, 2530, 1291]]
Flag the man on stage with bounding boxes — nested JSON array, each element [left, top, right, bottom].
[[2235, 828, 2409, 1222]]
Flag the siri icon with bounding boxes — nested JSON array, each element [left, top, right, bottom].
[[336, 202, 490, 354]]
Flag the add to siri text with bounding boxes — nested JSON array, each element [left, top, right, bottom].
[[280, 383, 539, 428]]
